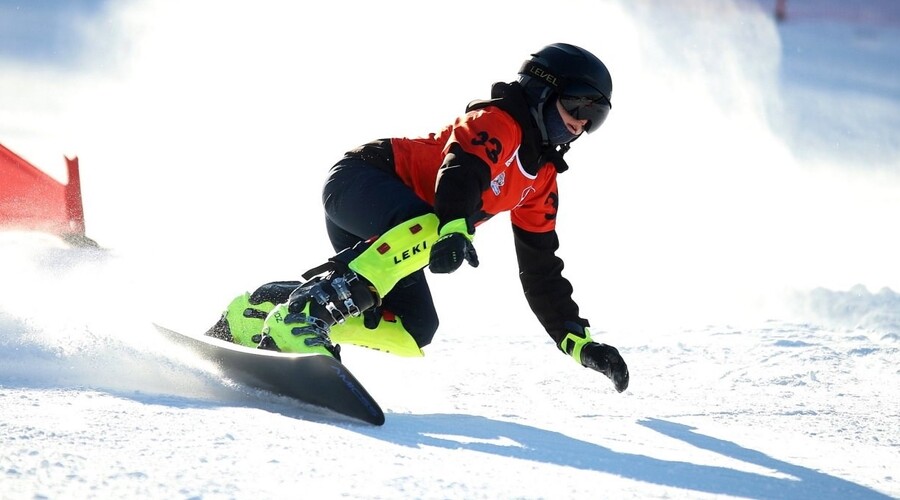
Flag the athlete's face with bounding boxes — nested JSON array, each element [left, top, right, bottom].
[[556, 99, 589, 136]]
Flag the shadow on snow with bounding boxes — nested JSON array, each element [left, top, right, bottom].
[[357, 413, 889, 500]]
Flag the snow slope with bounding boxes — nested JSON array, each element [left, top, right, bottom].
[[1, 0, 898, 498]]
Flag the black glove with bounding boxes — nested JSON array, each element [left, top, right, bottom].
[[428, 219, 478, 274], [559, 321, 629, 393], [581, 342, 630, 393]]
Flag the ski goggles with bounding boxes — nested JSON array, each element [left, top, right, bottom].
[[558, 93, 610, 134]]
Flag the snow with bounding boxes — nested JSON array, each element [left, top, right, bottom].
[[1, 0, 898, 498]]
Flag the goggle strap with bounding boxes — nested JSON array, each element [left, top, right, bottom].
[[519, 60, 565, 92]]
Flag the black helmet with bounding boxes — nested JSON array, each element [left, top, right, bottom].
[[518, 43, 612, 134]]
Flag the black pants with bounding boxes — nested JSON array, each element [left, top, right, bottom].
[[321, 159, 439, 347]]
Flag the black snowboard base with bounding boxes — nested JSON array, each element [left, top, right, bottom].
[[154, 324, 385, 425]]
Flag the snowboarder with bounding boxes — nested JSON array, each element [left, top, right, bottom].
[[207, 43, 630, 393]]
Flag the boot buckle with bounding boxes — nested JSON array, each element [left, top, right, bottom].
[[331, 276, 361, 318]]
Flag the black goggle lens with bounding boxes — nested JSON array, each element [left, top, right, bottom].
[[558, 94, 610, 134]]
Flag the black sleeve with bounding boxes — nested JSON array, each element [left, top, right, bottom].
[[512, 224, 589, 345], [434, 143, 492, 231]]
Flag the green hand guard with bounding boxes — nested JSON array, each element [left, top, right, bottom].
[[439, 218, 474, 240], [560, 325, 593, 364]]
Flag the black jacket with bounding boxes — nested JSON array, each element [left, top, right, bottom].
[[344, 81, 588, 344]]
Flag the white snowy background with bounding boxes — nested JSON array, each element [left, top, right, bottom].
[[1, 0, 898, 498]]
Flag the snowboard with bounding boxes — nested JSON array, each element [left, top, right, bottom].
[[154, 324, 385, 425]]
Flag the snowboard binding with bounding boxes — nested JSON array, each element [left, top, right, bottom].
[[257, 261, 381, 358]]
